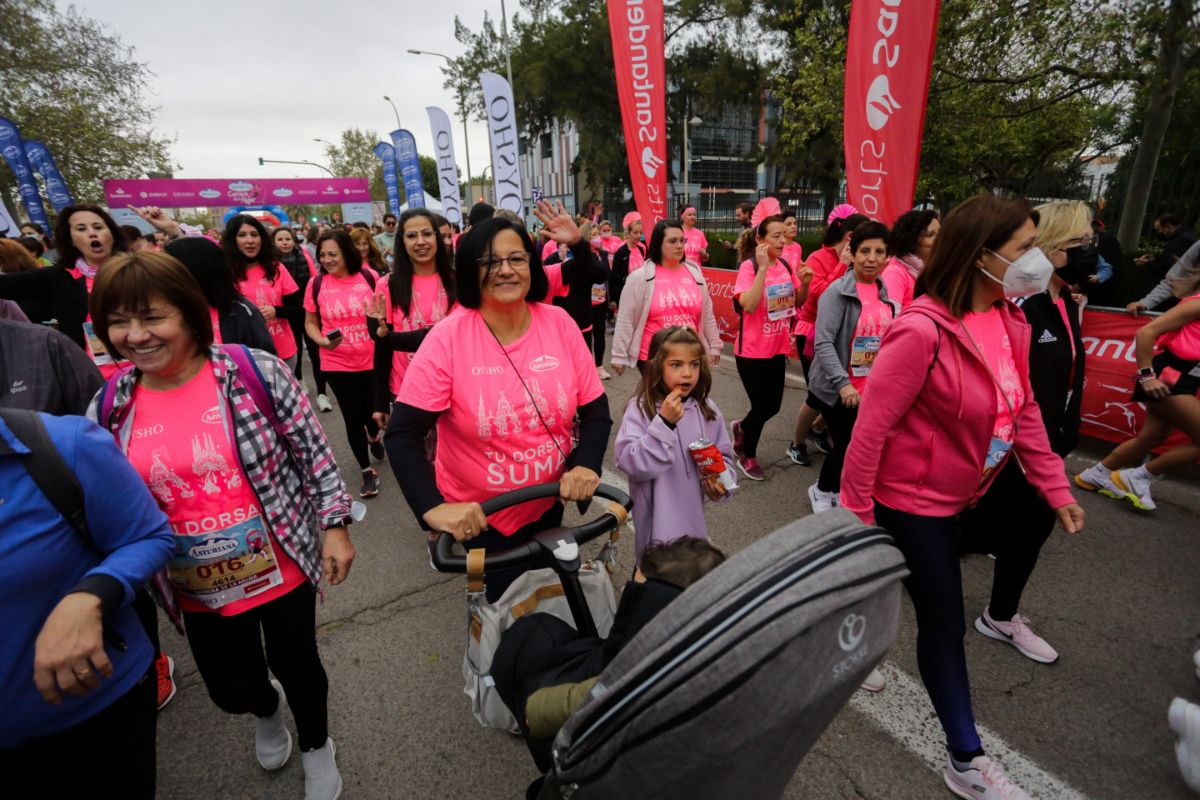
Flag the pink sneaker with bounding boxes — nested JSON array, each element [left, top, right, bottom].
[[944, 755, 1031, 800], [975, 608, 1058, 664], [737, 456, 765, 481], [730, 419, 745, 459]]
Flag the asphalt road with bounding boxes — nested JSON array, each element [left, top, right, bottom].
[[154, 346, 1200, 799]]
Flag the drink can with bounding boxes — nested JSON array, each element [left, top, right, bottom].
[[688, 438, 725, 477]]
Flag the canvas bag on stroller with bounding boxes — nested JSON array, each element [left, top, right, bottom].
[[432, 484, 633, 734], [537, 509, 908, 800]]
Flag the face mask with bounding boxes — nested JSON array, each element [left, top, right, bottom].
[[979, 247, 1054, 298], [589, 237, 603, 249], [1056, 246, 1098, 285]]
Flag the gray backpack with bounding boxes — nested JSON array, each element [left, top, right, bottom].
[[537, 509, 908, 799]]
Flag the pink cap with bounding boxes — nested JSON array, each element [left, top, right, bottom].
[[827, 203, 859, 225], [622, 211, 642, 229], [750, 197, 781, 228]]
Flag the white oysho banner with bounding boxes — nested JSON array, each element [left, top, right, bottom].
[[426, 106, 464, 227], [480, 72, 524, 215]]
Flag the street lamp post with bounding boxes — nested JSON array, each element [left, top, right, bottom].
[[259, 157, 334, 177], [683, 116, 703, 208], [407, 48, 473, 211], [382, 96, 402, 131]]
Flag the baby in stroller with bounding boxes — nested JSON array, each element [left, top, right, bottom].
[[490, 537, 726, 794]]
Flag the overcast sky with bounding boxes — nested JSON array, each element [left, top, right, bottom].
[[65, 0, 513, 182]]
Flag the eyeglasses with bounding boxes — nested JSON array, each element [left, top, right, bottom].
[[478, 253, 532, 271], [1060, 234, 1096, 251], [403, 229, 436, 242]]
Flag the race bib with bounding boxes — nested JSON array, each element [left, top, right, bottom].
[[83, 321, 115, 366], [849, 335, 882, 377], [166, 518, 283, 610], [982, 437, 1012, 482], [765, 282, 796, 321], [591, 282, 607, 304]]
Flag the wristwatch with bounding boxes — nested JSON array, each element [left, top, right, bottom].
[[1135, 367, 1156, 382], [323, 515, 352, 530]]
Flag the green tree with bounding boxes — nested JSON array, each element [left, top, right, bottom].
[[0, 0, 173, 212]]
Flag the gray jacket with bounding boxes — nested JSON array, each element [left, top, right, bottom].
[[1139, 239, 1200, 309], [0, 318, 104, 415], [807, 270, 899, 406]]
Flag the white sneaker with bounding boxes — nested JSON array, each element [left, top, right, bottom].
[[859, 667, 885, 692], [807, 483, 836, 513], [1112, 467, 1157, 510], [316, 393, 333, 413], [944, 755, 1031, 799], [255, 679, 292, 771], [302, 737, 343, 800], [597, 366, 612, 380], [1194, 649, 1200, 681], [1170, 697, 1200, 743], [1074, 463, 1122, 500]]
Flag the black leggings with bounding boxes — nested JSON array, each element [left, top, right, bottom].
[[959, 459, 1056, 620], [324, 369, 379, 469], [734, 354, 786, 459], [183, 583, 329, 751], [304, 333, 327, 394], [586, 305, 608, 366], [793, 335, 814, 379], [807, 393, 857, 493]]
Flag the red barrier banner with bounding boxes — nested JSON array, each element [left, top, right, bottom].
[[703, 267, 740, 342], [607, 0, 668, 227], [843, 0, 940, 224]]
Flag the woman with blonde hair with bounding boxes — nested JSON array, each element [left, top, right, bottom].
[[350, 227, 388, 275]]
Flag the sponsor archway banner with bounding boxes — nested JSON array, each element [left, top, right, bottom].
[[104, 177, 371, 207], [843, 0, 940, 224], [24, 140, 74, 211], [607, 0, 667, 228], [373, 142, 401, 216], [427, 106, 464, 227], [480, 72, 524, 215], [0, 115, 51, 228]]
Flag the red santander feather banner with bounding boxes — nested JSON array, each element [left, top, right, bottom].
[[607, 0, 668, 228], [843, 0, 940, 224]]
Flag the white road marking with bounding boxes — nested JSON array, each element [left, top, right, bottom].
[[599, 469, 1093, 799], [851, 664, 1092, 799]]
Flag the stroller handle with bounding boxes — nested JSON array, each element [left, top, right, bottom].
[[430, 482, 632, 573]]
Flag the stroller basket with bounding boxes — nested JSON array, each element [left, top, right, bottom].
[[539, 509, 908, 799]]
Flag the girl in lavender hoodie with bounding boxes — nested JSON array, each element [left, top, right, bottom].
[[616, 326, 735, 562]]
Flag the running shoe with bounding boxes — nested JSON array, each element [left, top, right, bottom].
[[302, 737, 343, 800], [860, 667, 885, 692], [597, 366, 612, 380], [808, 429, 832, 455], [316, 393, 333, 413], [975, 608, 1058, 664], [807, 483, 836, 513], [944, 755, 1031, 800], [1194, 649, 1200, 681], [1073, 463, 1122, 500], [731, 419, 745, 459], [1112, 468, 1157, 510], [368, 434, 385, 461], [360, 468, 380, 498], [155, 653, 176, 711], [1170, 699, 1200, 792], [786, 441, 812, 466], [736, 456, 765, 481], [256, 679, 293, 771]]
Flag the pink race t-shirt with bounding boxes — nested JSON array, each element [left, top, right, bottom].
[[638, 266, 704, 360], [881, 257, 918, 309], [734, 259, 801, 358], [847, 281, 894, 392], [963, 308, 1027, 483], [209, 308, 224, 344], [627, 244, 646, 272], [1159, 294, 1200, 359], [541, 262, 571, 301], [303, 268, 379, 372], [398, 303, 606, 534], [781, 242, 803, 272], [601, 235, 623, 256], [683, 228, 708, 264], [380, 272, 451, 397], [237, 264, 300, 359], [125, 366, 304, 615]]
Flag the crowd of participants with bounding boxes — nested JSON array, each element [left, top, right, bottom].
[[1, 193, 1198, 800]]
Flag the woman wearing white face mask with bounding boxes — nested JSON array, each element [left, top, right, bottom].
[[839, 194, 1085, 800]]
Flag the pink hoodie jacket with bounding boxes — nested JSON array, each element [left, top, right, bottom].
[[840, 295, 1075, 524]]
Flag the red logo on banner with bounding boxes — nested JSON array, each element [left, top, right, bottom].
[[843, 0, 940, 224], [607, 0, 668, 227]]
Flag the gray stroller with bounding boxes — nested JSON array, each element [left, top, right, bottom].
[[433, 489, 907, 799]]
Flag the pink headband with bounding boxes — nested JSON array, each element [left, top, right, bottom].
[[827, 203, 859, 225], [750, 197, 781, 229], [622, 211, 642, 229]]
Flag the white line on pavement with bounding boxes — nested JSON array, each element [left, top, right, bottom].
[[851, 663, 1093, 800], [599, 469, 1093, 800]]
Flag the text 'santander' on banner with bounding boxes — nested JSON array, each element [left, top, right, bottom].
[[843, 0, 940, 224], [607, 0, 667, 228]]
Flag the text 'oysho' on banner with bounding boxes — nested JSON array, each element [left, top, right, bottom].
[[427, 107, 464, 228], [480, 72, 524, 215]]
